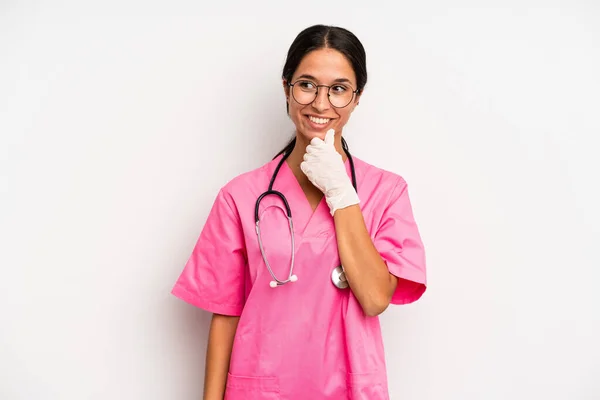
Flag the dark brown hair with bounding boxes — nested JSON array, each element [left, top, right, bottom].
[[274, 25, 367, 158]]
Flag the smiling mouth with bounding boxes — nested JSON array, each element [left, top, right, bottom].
[[306, 115, 332, 125]]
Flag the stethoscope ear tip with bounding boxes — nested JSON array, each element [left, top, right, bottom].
[[269, 275, 298, 288]]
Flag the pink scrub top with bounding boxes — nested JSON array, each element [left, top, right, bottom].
[[172, 154, 427, 400]]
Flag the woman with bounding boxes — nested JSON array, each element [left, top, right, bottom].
[[172, 24, 427, 400]]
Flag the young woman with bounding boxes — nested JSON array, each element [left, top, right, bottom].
[[172, 24, 427, 400]]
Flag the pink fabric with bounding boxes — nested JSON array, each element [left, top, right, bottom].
[[172, 155, 427, 399]]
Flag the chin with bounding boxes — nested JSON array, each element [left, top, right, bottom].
[[303, 130, 326, 141], [299, 125, 334, 142]]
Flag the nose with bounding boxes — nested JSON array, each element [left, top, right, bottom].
[[311, 87, 331, 112]]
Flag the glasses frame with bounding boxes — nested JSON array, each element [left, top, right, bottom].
[[287, 80, 360, 109]]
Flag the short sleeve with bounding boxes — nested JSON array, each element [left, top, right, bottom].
[[171, 188, 247, 316], [374, 177, 427, 305]]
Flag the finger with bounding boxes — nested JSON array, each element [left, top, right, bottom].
[[300, 161, 311, 176], [305, 144, 319, 154], [324, 129, 335, 145], [303, 152, 316, 161], [310, 137, 324, 146]]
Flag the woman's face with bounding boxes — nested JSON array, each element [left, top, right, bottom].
[[284, 48, 361, 142]]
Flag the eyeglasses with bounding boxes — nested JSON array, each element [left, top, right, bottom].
[[288, 80, 359, 109]]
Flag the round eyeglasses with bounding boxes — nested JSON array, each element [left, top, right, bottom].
[[288, 80, 359, 109]]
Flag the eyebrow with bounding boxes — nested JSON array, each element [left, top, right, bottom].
[[295, 74, 353, 85]]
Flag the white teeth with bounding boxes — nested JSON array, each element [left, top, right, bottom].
[[308, 116, 330, 125]]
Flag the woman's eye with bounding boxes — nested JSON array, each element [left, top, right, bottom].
[[332, 85, 347, 93], [299, 81, 315, 89]]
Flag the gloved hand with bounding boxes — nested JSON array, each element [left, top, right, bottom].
[[300, 129, 360, 216]]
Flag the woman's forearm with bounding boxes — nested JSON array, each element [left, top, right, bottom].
[[334, 204, 397, 317], [203, 313, 240, 400]]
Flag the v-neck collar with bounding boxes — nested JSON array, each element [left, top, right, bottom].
[[268, 154, 353, 237]]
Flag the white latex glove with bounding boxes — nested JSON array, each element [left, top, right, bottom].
[[300, 129, 360, 216]]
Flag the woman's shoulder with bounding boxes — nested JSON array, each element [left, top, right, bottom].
[[353, 156, 408, 190], [218, 156, 281, 197]]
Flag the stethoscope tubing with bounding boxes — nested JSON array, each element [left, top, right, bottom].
[[254, 138, 356, 287]]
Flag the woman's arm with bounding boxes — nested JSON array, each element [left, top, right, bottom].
[[334, 204, 398, 317], [203, 313, 240, 400]]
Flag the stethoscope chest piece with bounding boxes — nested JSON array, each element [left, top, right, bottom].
[[331, 266, 349, 289]]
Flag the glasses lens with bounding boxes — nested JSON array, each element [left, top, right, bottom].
[[292, 80, 317, 105], [329, 84, 354, 108]]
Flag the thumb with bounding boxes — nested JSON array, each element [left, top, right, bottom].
[[325, 129, 335, 145]]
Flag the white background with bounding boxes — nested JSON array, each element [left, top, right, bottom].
[[1, 1, 599, 399]]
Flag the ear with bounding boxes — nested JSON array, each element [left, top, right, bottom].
[[283, 79, 290, 101], [352, 89, 363, 108], [356, 89, 363, 104]]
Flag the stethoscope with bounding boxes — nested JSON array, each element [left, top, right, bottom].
[[254, 138, 357, 289]]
